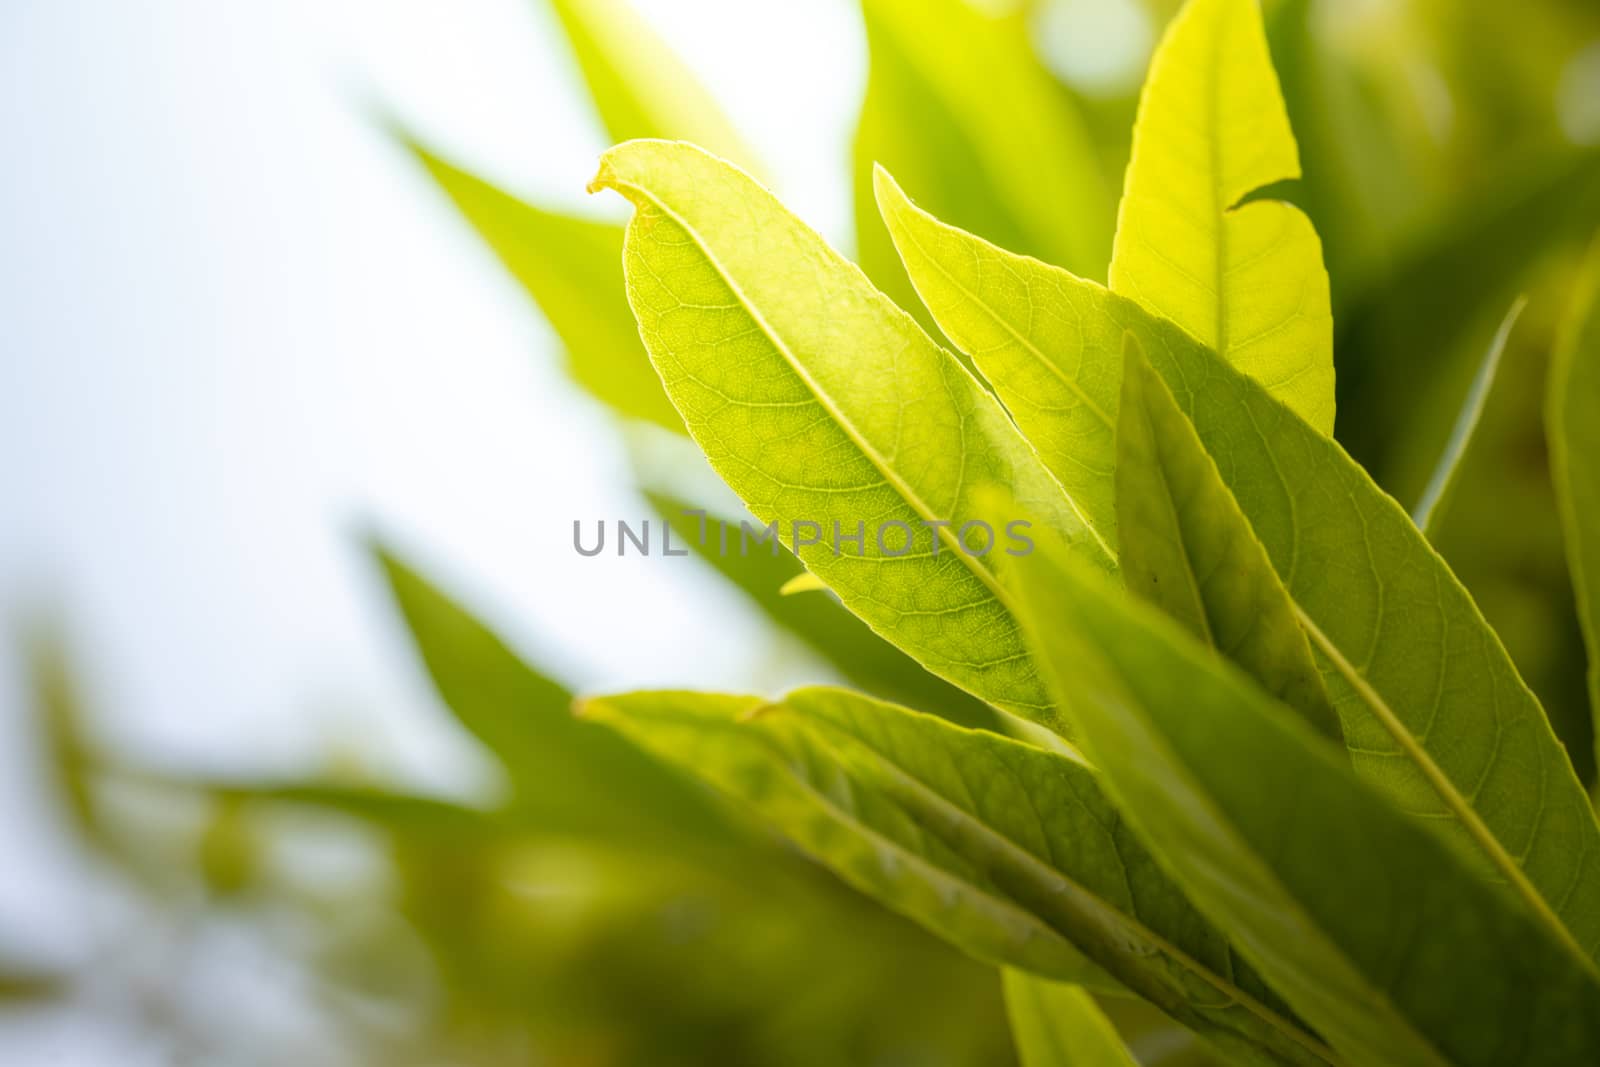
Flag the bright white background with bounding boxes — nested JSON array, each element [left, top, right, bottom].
[[0, 1, 867, 1059]]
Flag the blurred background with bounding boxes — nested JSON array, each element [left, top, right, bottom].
[[2, 0, 1598, 1063]]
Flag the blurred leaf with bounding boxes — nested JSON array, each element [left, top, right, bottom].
[[372, 542, 734, 850], [400, 136, 683, 433], [1413, 297, 1526, 536], [1549, 237, 1600, 781], [1012, 547, 1600, 1067], [881, 187, 1600, 969], [210, 780, 499, 840], [590, 140, 1109, 725], [0, 969, 65, 1004], [1002, 970, 1138, 1067], [197, 794, 259, 897], [582, 687, 1328, 1067], [1116, 334, 1340, 742], [1110, 0, 1335, 433], [26, 627, 104, 847], [1265, 0, 1427, 297], [545, 0, 762, 175], [646, 491, 997, 730], [852, 0, 1112, 329]]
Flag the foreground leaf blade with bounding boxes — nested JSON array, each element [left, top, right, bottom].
[[405, 140, 682, 432], [1003, 971, 1138, 1067], [882, 194, 1600, 972], [1412, 297, 1526, 536], [1117, 334, 1340, 741], [584, 687, 1331, 1067], [1550, 239, 1600, 780], [1109, 0, 1334, 433], [1013, 550, 1600, 1067], [875, 168, 1124, 550], [590, 140, 1109, 722]]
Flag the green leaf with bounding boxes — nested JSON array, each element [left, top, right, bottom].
[[877, 191, 1600, 975], [1550, 237, 1600, 783], [874, 167, 1125, 551], [582, 686, 1331, 1067], [209, 781, 502, 840], [1003, 971, 1139, 1067], [853, 0, 1112, 321], [1109, 0, 1334, 434], [24, 625, 108, 849], [372, 542, 732, 848], [1116, 333, 1341, 742], [645, 491, 998, 730], [544, 0, 761, 176], [1412, 297, 1526, 536], [589, 139, 1111, 724], [1011, 548, 1600, 1067], [402, 138, 683, 433]]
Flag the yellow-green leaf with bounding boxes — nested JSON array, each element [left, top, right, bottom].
[[1110, 0, 1334, 434], [590, 139, 1110, 724], [1003, 972, 1139, 1067], [1117, 333, 1340, 742], [778, 572, 827, 597], [1550, 237, 1600, 780], [874, 167, 1124, 551], [546, 0, 760, 176]]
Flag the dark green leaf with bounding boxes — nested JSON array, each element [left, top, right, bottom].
[[1012, 547, 1600, 1067]]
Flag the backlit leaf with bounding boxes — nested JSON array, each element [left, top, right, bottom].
[[589, 139, 1110, 724], [1110, 0, 1335, 433]]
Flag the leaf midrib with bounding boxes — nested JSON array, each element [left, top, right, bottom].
[[608, 174, 1023, 615], [1294, 604, 1600, 977]]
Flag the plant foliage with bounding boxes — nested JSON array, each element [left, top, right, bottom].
[[564, 0, 1600, 1062]]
